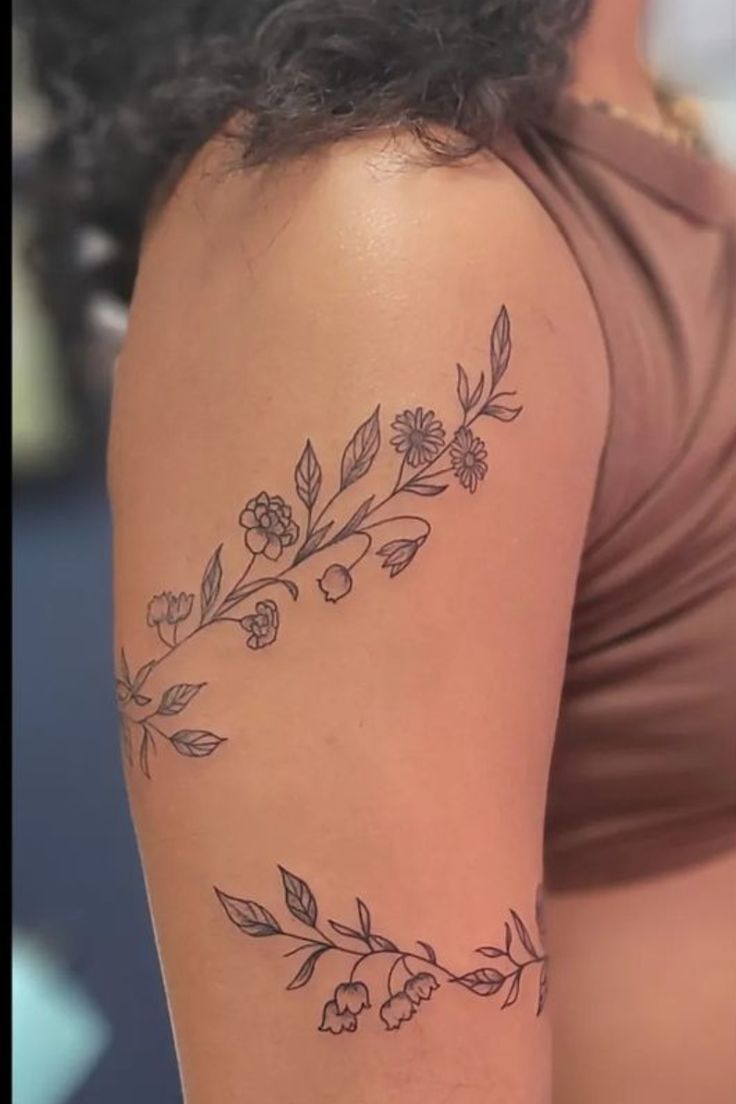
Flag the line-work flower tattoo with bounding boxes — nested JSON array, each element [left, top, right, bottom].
[[116, 305, 521, 776], [215, 867, 548, 1034]]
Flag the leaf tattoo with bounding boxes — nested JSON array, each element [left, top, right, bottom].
[[501, 971, 522, 1010], [139, 723, 156, 779], [457, 363, 472, 411], [158, 682, 205, 716], [169, 730, 225, 758], [292, 522, 333, 567], [340, 405, 381, 489], [329, 920, 365, 942], [537, 960, 549, 1016], [482, 403, 522, 421], [132, 660, 156, 694], [215, 890, 282, 937], [357, 898, 372, 937], [279, 866, 318, 928], [401, 481, 448, 497], [295, 440, 322, 513], [456, 363, 485, 416], [287, 946, 330, 991], [120, 648, 131, 686], [367, 933, 399, 952], [116, 305, 522, 775], [216, 867, 547, 1034], [332, 496, 375, 542], [490, 304, 511, 388], [453, 968, 506, 996], [510, 909, 538, 959], [200, 544, 223, 622]]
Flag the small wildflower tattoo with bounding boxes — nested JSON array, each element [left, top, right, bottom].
[[240, 600, 280, 650], [390, 407, 446, 467], [450, 427, 489, 493]]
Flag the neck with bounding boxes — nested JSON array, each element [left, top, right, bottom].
[[570, 0, 661, 122]]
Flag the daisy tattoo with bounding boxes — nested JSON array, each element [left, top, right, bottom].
[[116, 305, 522, 776], [215, 866, 548, 1034]]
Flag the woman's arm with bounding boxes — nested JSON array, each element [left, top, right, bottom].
[[109, 135, 608, 1103]]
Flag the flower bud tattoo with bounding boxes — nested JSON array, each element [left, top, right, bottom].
[[318, 564, 353, 603]]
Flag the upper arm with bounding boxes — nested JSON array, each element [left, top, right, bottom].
[[109, 135, 608, 1103]]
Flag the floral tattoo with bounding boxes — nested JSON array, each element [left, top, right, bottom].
[[116, 305, 521, 776], [216, 866, 548, 1034]]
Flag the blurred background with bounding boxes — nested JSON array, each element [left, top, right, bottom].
[[11, 2, 736, 1102]]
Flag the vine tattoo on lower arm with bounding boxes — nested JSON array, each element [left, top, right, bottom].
[[116, 305, 522, 776], [216, 867, 549, 1033]]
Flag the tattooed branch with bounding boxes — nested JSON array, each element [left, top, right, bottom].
[[116, 305, 522, 776], [215, 867, 548, 1034]]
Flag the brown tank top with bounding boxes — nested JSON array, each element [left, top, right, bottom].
[[496, 97, 736, 892]]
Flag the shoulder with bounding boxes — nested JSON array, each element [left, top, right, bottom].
[[128, 130, 608, 433], [138, 129, 601, 346]]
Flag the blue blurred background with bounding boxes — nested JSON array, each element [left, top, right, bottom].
[[11, 2, 736, 1101], [12, 25, 180, 1101]]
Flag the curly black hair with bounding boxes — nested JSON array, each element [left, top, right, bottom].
[[17, 0, 591, 309]]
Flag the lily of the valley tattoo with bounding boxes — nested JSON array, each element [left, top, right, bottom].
[[117, 305, 521, 776], [216, 867, 548, 1034]]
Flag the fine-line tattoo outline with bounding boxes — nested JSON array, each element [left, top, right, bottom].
[[116, 305, 521, 775], [215, 866, 548, 1033]]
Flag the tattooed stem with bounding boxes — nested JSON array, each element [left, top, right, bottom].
[[510, 952, 546, 972], [409, 439, 454, 484], [338, 532, 372, 571], [361, 514, 430, 540], [282, 940, 324, 958], [403, 955, 461, 982], [360, 438, 460, 517], [386, 954, 411, 996], [144, 719, 172, 742], [348, 949, 403, 982], [306, 489, 342, 543], [281, 931, 346, 952], [213, 574, 298, 619], [208, 553, 256, 622], [343, 947, 455, 985], [313, 926, 339, 948], [118, 628, 204, 713], [391, 456, 408, 494]]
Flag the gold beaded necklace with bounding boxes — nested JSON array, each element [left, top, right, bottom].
[[571, 82, 707, 155]]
